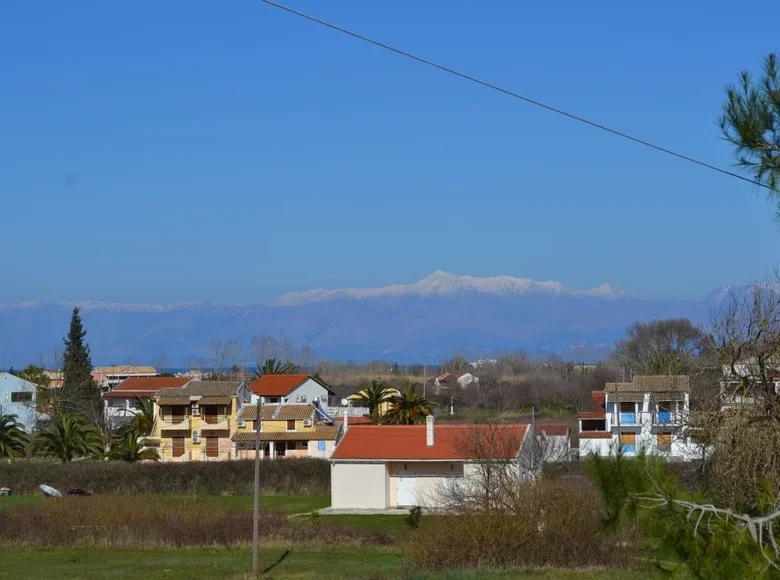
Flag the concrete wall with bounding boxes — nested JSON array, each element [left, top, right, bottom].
[[0, 373, 36, 432], [386, 461, 465, 508], [331, 462, 388, 509], [286, 379, 331, 405], [578, 437, 615, 458]]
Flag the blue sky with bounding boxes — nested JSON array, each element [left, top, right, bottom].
[[1, 0, 778, 304]]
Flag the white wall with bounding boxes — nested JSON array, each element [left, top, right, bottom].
[[331, 463, 388, 509], [308, 439, 335, 459], [387, 461, 465, 508], [578, 437, 616, 458], [286, 379, 331, 405]]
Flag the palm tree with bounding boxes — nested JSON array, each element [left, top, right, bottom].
[[0, 413, 28, 459], [130, 397, 154, 436], [108, 430, 159, 461], [382, 382, 435, 425], [35, 413, 104, 463], [352, 378, 393, 423], [254, 358, 297, 377]]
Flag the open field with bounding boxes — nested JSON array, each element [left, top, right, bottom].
[[0, 493, 647, 578], [0, 547, 650, 580]]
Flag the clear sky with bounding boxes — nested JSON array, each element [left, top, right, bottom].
[[1, 1, 778, 304]]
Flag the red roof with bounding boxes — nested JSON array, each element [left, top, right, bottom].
[[534, 423, 569, 436], [578, 411, 606, 419], [249, 375, 309, 396], [336, 415, 373, 425], [332, 423, 529, 461], [104, 376, 190, 398], [579, 431, 613, 439]]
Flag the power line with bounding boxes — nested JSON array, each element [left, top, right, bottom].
[[262, 0, 770, 192]]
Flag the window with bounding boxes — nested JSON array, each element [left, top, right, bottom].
[[269, 397, 279, 404], [286, 420, 295, 431], [11, 392, 33, 403], [619, 402, 635, 413], [300, 440, 308, 449], [620, 432, 636, 453], [657, 433, 672, 450]]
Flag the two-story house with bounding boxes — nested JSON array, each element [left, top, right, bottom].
[[578, 375, 700, 460], [149, 381, 250, 461], [95, 365, 158, 391], [0, 372, 37, 432], [231, 403, 342, 459], [248, 374, 334, 405], [103, 376, 191, 428]]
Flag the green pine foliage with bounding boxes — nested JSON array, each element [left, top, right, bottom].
[[60, 307, 101, 420]]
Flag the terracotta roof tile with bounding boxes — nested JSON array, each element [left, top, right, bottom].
[[156, 381, 242, 398], [332, 423, 528, 461], [578, 412, 606, 419], [104, 377, 190, 398], [232, 424, 339, 442], [579, 431, 613, 439], [236, 404, 315, 421], [248, 375, 309, 396], [534, 424, 569, 436]]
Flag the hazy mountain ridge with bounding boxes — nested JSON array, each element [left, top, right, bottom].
[[0, 272, 721, 367]]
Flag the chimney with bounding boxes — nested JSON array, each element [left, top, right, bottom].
[[344, 406, 349, 432], [426, 415, 435, 447]]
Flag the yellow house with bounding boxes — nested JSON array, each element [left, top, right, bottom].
[[231, 403, 341, 459], [149, 381, 250, 461]]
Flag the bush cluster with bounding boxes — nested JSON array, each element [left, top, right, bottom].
[[402, 479, 638, 572], [0, 458, 330, 495], [0, 496, 390, 548]]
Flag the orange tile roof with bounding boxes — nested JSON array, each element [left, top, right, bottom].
[[579, 431, 613, 439], [331, 423, 529, 461], [249, 375, 310, 396], [534, 424, 569, 436], [578, 411, 606, 419], [104, 376, 190, 398]]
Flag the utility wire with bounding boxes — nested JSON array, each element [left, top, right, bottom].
[[262, 0, 770, 191]]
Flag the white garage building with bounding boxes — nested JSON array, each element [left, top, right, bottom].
[[330, 417, 532, 510]]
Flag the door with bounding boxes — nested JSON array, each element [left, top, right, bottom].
[[171, 436, 185, 457], [204, 405, 218, 424], [206, 436, 219, 457], [397, 477, 417, 506], [620, 432, 636, 453]]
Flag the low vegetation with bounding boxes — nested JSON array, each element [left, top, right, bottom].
[[0, 457, 330, 495], [403, 479, 638, 573], [0, 495, 390, 549]]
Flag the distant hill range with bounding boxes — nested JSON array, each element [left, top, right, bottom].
[[0, 271, 724, 367]]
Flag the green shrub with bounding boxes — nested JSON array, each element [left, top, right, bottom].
[[406, 505, 422, 530], [0, 458, 329, 495]]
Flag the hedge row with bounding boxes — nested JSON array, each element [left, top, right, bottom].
[[0, 458, 330, 495]]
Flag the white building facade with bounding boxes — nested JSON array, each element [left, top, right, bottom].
[[578, 375, 702, 461]]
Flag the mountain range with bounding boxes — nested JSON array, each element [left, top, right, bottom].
[[0, 271, 719, 367]]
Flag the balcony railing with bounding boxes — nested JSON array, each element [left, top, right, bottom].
[[201, 417, 231, 431], [619, 412, 637, 425], [158, 417, 191, 431]]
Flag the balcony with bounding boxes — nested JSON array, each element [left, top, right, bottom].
[[158, 417, 191, 431], [201, 417, 231, 431], [618, 412, 637, 425]]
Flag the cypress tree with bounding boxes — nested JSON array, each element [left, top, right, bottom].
[[61, 307, 100, 421]]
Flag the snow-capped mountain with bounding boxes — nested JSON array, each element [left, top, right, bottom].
[[0, 272, 724, 367], [275, 271, 627, 305]]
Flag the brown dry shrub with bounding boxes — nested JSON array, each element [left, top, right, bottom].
[[0, 496, 390, 548], [402, 479, 640, 572]]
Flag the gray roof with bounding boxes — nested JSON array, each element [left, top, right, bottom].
[[156, 381, 243, 398], [605, 375, 690, 394]]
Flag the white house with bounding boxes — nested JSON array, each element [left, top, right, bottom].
[[578, 375, 701, 461], [248, 374, 334, 406], [429, 372, 479, 391], [534, 423, 573, 464], [94, 365, 158, 391], [0, 372, 37, 432], [329, 417, 533, 510]]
